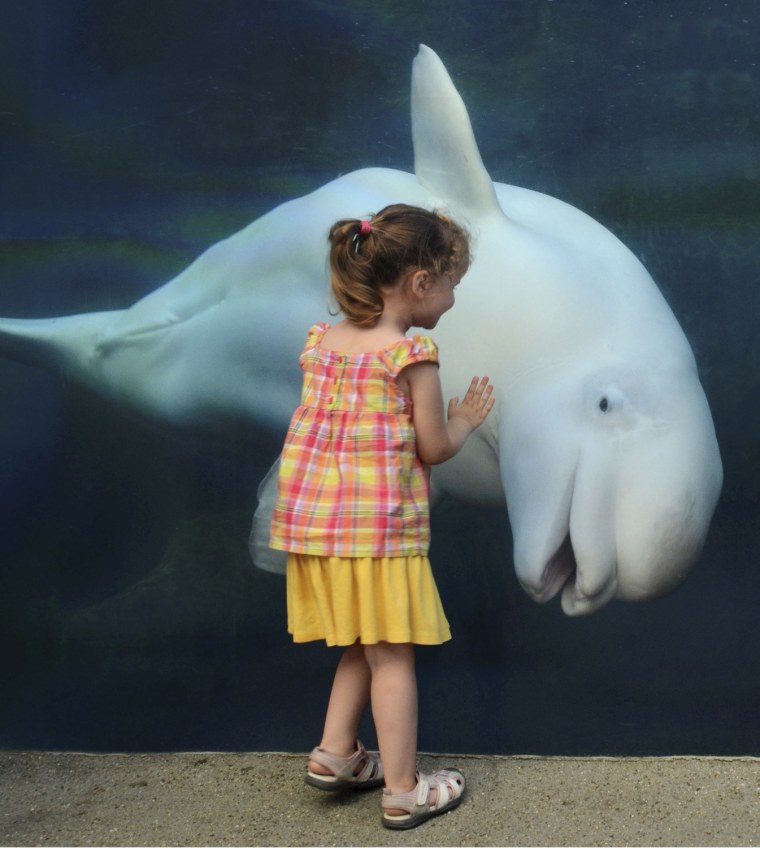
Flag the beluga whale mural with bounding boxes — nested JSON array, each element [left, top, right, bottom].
[[0, 45, 722, 616]]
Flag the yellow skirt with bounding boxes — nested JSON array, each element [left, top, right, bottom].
[[286, 554, 451, 646]]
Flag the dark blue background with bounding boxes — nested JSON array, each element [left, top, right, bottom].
[[1, 0, 758, 755]]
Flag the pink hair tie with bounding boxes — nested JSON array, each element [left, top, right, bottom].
[[353, 219, 373, 254]]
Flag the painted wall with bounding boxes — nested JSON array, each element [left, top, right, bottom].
[[1, 0, 757, 755]]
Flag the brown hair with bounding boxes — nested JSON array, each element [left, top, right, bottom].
[[327, 203, 470, 327]]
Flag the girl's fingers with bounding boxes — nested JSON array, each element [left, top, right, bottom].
[[455, 377, 494, 420], [467, 376, 492, 400]]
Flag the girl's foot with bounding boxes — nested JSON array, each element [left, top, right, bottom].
[[381, 768, 465, 829], [305, 739, 384, 791]]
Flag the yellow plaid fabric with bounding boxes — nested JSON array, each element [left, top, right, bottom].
[[270, 323, 438, 557]]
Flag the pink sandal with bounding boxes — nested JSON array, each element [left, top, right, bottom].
[[305, 739, 384, 791], [382, 768, 465, 830]]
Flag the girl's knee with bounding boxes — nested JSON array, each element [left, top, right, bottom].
[[364, 641, 414, 671]]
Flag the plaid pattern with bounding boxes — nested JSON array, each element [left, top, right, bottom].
[[270, 323, 438, 557]]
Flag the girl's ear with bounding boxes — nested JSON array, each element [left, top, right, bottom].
[[409, 269, 431, 297]]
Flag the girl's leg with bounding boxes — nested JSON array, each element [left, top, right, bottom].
[[364, 642, 418, 795], [365, 642, 463, 826], [310, 641, 371, 773]]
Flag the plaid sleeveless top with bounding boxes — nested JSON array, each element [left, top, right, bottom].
[[270, 323, 438, 557]]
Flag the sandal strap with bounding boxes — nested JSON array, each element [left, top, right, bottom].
[[353, 750, 382, 782], [309, 740, 382, 782], [426, 768, 464, 810], [382, 768, 465, 814]]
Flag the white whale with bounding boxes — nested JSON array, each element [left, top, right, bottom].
[[0, 45, 722, 615]]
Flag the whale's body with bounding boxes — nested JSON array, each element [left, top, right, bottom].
[[0, 46, 722, 615]]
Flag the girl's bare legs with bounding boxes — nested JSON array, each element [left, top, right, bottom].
[[309, 641, 372, 772], [364, 642, 418, 796]]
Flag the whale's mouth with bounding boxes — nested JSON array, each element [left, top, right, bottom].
[[532, 530, 620, 616], [535, 532, 578, 603]]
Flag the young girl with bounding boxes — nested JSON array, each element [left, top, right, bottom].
[[269, 203, 494, 830]]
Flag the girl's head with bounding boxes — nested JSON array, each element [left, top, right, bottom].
[[327, 204, 471, 327]]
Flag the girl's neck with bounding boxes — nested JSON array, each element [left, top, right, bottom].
[[373, 287, 414, 336], [375, 311, 412, 336]]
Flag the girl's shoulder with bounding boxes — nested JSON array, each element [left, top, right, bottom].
[[378, 334, 439, 376], [304, 322, 330, 350]]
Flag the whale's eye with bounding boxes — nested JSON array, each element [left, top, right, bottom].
[[599, 397, 609, 413]]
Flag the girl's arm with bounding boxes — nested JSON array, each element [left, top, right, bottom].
[[404, 362, 494, 466]]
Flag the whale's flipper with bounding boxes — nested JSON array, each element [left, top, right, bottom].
[[249, 458, 287, 575], [0, 312, 121, 373], [411, 44, 502, 217]]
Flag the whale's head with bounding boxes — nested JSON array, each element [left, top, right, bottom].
[[502, 358, 723, 616]]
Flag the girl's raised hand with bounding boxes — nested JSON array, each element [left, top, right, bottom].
[[447, 376, 495, 429]]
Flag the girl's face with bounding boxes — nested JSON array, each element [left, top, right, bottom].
[[411, 267, 464, 330]]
